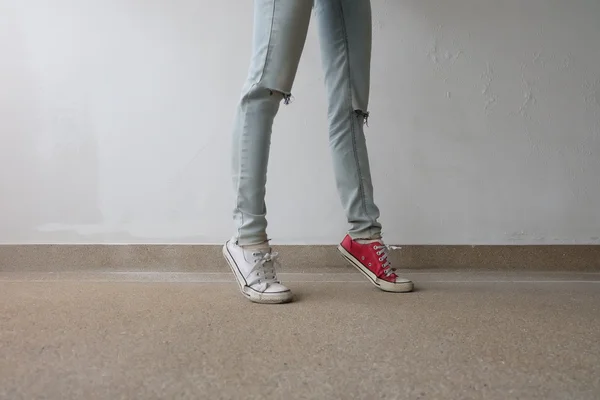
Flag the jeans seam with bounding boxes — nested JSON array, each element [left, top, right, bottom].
[[236, 1, 277, 244], [258, 0, 277, 84], [234, 93, 250, 244], [337, 1, 370, 230]]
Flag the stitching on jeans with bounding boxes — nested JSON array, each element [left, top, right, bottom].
[[257, 0, 277, 84], [236, 1, 277, 245], [234, 88, 252, 244], [336, 1, 370, 228]]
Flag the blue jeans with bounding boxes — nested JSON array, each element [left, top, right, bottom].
[[232, 0, 382, 245]]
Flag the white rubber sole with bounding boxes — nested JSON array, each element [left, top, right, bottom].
[[338, 245, 414, 293], [222, 244, 293, 304]]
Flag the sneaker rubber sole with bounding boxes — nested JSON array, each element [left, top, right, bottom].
[[222, 244, 293, 304], [338, 245, 414, 293]]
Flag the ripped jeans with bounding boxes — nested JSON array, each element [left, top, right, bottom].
[[232, 0, 382, 245]]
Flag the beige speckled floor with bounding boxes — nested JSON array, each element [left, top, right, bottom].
[[1, 271, 599, 399]]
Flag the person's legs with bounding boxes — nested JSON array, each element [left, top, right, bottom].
[[232, 0, 313, 246], [226, 0, 313, 303], [315, 0, 413, 292], [314, 0, 382, 240]]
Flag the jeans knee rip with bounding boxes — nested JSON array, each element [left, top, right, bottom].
[[354, 110, 370, 126], [268, 89, 293, 105]]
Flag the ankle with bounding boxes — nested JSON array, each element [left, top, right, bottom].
[[238, 240, 270, 251], [355, 239, 382, 245]]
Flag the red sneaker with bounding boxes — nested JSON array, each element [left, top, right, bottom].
[[338, 235, 414, 293]]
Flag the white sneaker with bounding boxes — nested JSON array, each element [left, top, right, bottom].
[[223, 240, 293, 304]]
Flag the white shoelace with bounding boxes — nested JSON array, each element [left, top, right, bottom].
[[246, 251, 281, 288], [373, 245, 396, 277]]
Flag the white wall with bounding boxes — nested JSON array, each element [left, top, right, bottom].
[[1, 0, 599, 245]]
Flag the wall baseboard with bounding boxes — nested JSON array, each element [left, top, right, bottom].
[[1, 245, 599, 272]]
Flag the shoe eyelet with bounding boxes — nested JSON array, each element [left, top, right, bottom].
[[368, 263, 372, 267], [379, 257, 384, 262], [361, 256, 365, 261]]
